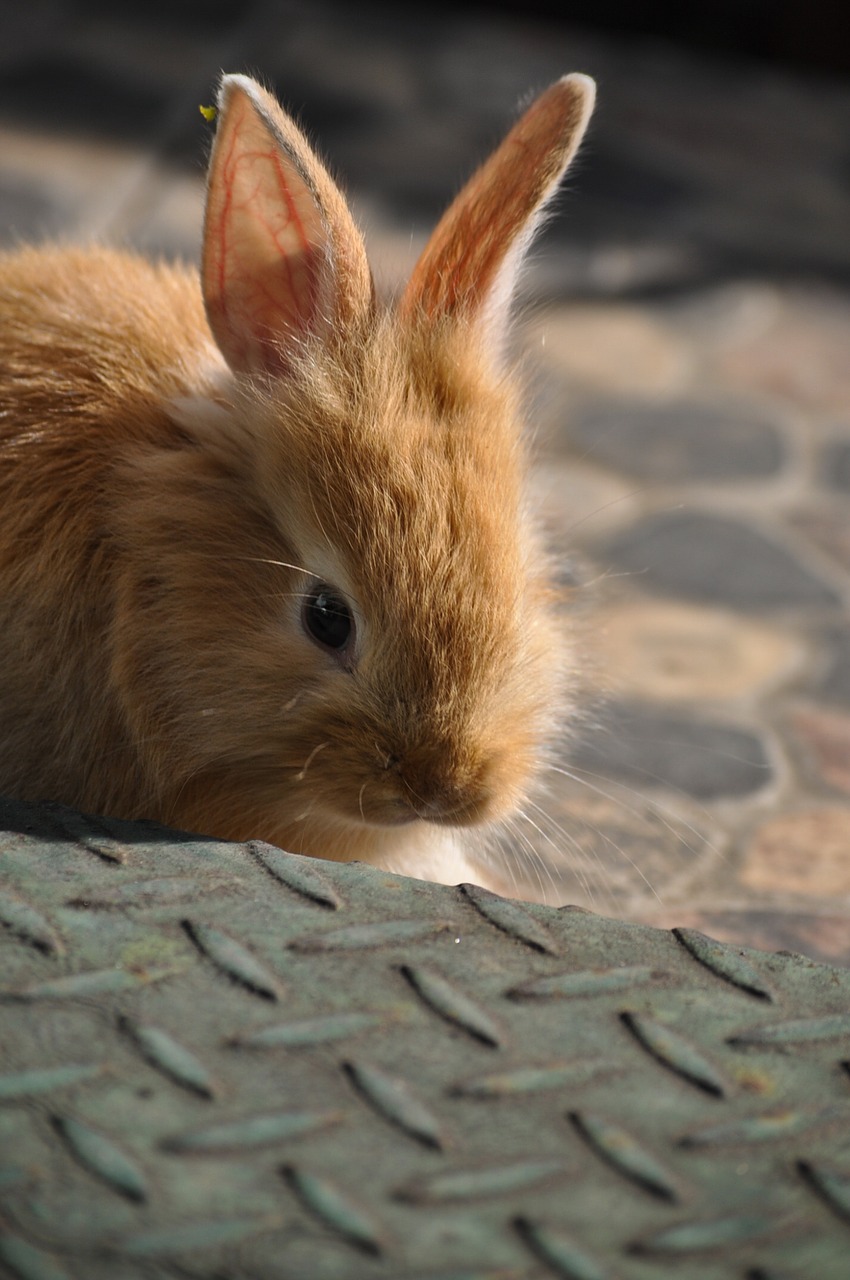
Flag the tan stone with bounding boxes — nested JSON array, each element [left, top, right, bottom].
[[716, 298, 850, 415], [527, 305, 690, 395], [793, 705, 850, 795], [530, 460, 641, 539], [0, 124, 149, 240], [593, 601, 801, 703], [789, 508, 850, 576], [0, 125, 145, 184], [741, 807, 850, 896], [115, 171, 205, 258]]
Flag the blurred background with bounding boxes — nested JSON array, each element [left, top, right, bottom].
[[2, 1, 849, 280], [2, 0, 850, 963]]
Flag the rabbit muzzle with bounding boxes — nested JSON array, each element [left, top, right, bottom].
[[384, 745, 506, 828]]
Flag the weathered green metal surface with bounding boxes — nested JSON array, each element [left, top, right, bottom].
[[0, 795, 849, 1279]]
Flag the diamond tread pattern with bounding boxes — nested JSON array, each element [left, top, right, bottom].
[[0, 796, 849, 1279]]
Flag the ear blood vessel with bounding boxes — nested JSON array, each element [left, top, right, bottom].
[[0, 72, 595, 887]]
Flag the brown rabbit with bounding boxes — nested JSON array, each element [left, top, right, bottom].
[[0, 72, 595, 886]]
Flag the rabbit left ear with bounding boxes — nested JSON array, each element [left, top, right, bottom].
[[399, 74, 595, 354], [202, 74, 374, 376]]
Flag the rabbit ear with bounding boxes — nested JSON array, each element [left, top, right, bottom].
[[399, 74, 595, 351], [202, 74, 373, 376]]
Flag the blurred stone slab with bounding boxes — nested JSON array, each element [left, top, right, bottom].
[[742, 806, 850, 897], [715, 290, 850, 415], [568, 398, 786, 483], [792, 705, 850, 795], [568, 701, 774, 800], [820, 436, 850, 492], [790, 505, 850, 576], [813, 626, 850, 706], [594, 511, 841, 611], [528, 304, 690, 396], [593, 601, 802, 702]]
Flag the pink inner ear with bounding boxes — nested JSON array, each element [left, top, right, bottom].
[[203, 86, 329, 375], [399, 75, 594, 336]]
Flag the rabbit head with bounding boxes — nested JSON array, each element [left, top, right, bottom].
[[116, 73, 595, 879]]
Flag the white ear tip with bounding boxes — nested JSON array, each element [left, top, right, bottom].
[[217, 72, 258, 107], [560, 72, 596, 108]]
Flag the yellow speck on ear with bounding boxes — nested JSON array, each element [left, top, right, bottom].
[[199, 104, 217, 122]]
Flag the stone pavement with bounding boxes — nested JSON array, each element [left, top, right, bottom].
[[2, 2, 850, 964]]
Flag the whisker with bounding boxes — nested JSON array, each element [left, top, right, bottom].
[[215, 555, 317, 576], [511, 805, 582, 904], [282, 794, 322, 854], [575, 566, 650, 590], [500, 821, 525, 900], [295, 741, 330, 781], [548, 761, 721, 864], [525, 794, 638, 910], [168, 551, 314, 576], [556, 485, 652, 538], [561, 811, 663, 904], [520, 797, 607, 906], [502, 812, 555, 903]]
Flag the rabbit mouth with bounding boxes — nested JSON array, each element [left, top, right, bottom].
[[348, 792, 486, 830], [413, 802, 493, 828], [369, 796, 421, 827], [369, 790, 496, 829]]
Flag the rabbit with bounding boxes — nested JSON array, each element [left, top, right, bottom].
[[0, 71, 595, 888]]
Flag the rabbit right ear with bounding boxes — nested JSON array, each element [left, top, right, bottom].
[[399, 74, 595, 357], [202, 74, 373, 376]]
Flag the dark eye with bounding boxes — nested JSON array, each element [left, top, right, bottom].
[[302, 584, 354, 656]]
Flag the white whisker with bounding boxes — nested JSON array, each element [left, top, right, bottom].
[[510, 806, 576, 903], [219, 555, 316, 576], [557, 485, 651, 538], [519, 797, 606, 906], [549, 762, 721, 863], [550, 801, 664, 904], [502, 812, 554, 902], [295, 741, 330, 781]]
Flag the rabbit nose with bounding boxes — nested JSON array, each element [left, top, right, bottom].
[[396, 757, 496, 825]]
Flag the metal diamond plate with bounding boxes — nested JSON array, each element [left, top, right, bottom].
[[1, 794, 849, 1280]]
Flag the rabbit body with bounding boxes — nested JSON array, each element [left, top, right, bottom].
[[0, 73, 595, 885]]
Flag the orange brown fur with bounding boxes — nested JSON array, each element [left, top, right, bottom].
[[0, 73, 594, 885]]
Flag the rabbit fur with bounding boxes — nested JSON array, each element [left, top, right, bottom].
[[0, 72, 595, 887]]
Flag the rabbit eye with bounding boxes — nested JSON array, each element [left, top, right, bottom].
[[302, 585, 354, 656]]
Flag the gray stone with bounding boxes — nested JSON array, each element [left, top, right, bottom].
[[789, 506, 850, 575], [569, 399, 785, 482], [0, 178, 67, 245], [820, 436, 850, 491], [814, 627, 850, 706], [568, 702, 774, 800], [594, 511, 840, 610]]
